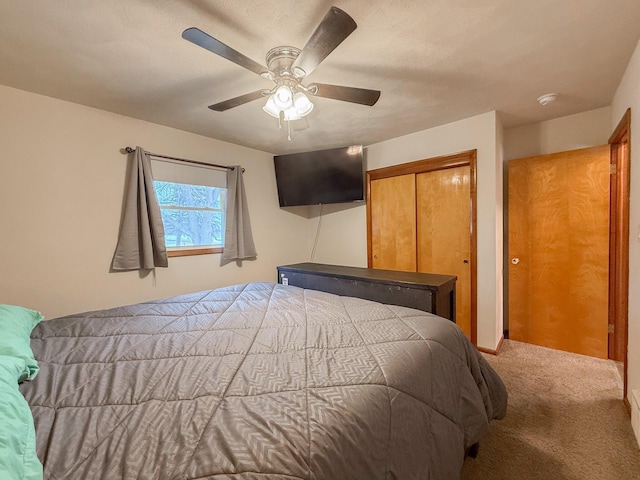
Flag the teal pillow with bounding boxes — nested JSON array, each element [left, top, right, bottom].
[[0, 359, 43, 480], [0, 304, 43, 382], [0, 304, 44, 480]]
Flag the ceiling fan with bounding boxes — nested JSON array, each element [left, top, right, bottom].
[[182, 6, 381, 127]]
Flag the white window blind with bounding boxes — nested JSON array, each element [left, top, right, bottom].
[[151, 158, 227, 188]]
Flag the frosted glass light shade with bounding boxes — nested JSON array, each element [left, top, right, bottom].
[[273, 85, 293, 109], [263, 91, 314, 120], [263, 96, 280, 118], [293, 92, 314, 117]]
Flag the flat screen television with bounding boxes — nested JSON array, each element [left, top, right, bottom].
[[274, 145, 365, 207]]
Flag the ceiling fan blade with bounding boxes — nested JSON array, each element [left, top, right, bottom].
[[292, 6, 357, 77], [182, 27, 269, 76], [208, 90, 267, 111], [310, 83, 381, 106]]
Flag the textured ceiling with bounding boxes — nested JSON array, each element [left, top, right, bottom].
[[1, 0, 639, 155]]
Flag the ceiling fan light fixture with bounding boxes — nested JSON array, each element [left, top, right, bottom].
[[263, 90, 314, 120], [273, 85, 294, 109], [537, 93, 558, 106], [263, 96, 280, 118], [293, 92, 314, 117], [283, 108, 302, 122], [183, 6, 381, 137]]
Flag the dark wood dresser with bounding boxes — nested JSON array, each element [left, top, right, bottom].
[[276, 262, 456, 322]]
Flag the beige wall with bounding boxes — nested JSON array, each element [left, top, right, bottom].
[[611, 38, 640, 418], [503, 106, 612, 161], [304, 202, 368, 266], [310, 111, 504, 351], [0, 85, 310, 319]]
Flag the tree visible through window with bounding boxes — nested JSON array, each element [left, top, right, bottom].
[[154, 181, 226, 249]]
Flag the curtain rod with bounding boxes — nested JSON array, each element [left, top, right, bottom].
[[123, 147, 243, 172]]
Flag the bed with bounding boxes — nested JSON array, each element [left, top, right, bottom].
[[18, 282, 507, 479]]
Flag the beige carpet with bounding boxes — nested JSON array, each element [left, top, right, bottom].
[[461, 340, 640, 480]]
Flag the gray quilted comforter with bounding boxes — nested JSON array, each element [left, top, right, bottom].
[[20, 282, 507, 480]]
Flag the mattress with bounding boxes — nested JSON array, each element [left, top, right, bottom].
[[20, 282, 507, 479]]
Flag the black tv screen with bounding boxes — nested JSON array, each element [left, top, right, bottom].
[[274, 146, 365, 207]]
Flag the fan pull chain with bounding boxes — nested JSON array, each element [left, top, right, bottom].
[[287, 120, 292, 141]]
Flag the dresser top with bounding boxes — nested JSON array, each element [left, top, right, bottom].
[[277, 262, 456, 289]]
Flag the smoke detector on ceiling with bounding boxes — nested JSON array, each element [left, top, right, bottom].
[[537, 93, 558, 106]]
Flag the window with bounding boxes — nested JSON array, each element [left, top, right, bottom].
[[151, 158, 227, 257], [155, 181, 226, 255]]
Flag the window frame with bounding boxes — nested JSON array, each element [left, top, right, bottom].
[[167, 246, 223, 257]]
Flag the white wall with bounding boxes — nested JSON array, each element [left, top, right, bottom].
[[0, 85, 310, 319], [503, 106, 612, 161], [611, 38, 640, 422], [304, 202, 368, 266], [310, 111, 504, 351]]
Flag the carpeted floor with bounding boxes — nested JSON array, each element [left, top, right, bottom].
[[461, 340, 640, 480]]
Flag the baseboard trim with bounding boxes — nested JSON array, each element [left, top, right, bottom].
[[477, 334, 504, 356]]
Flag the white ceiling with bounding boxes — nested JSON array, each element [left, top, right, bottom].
[[1, 0, 639, 155]]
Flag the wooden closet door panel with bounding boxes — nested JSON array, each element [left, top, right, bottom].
[[416, 166, 471, 336], [508, 145, 610, 358], [370, 174, 416, 271]]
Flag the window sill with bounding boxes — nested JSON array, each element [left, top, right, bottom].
[[167, 247, 223, 257]]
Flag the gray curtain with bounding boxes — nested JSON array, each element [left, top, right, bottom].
[[112, 147, 168, 270], [222, 166, 257, 262]]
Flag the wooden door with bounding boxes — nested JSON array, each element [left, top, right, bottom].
[[508, 145, 610, 358], [370, 174, 416, 272], [416, 166, 471, 336]]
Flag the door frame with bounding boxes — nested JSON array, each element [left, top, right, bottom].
[[609, 108, 631, 405], [366, 150, 478, 345]]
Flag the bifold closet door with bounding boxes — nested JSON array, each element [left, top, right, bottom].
[[416, 166, 471, 337], [370, 174, 416, 272]]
